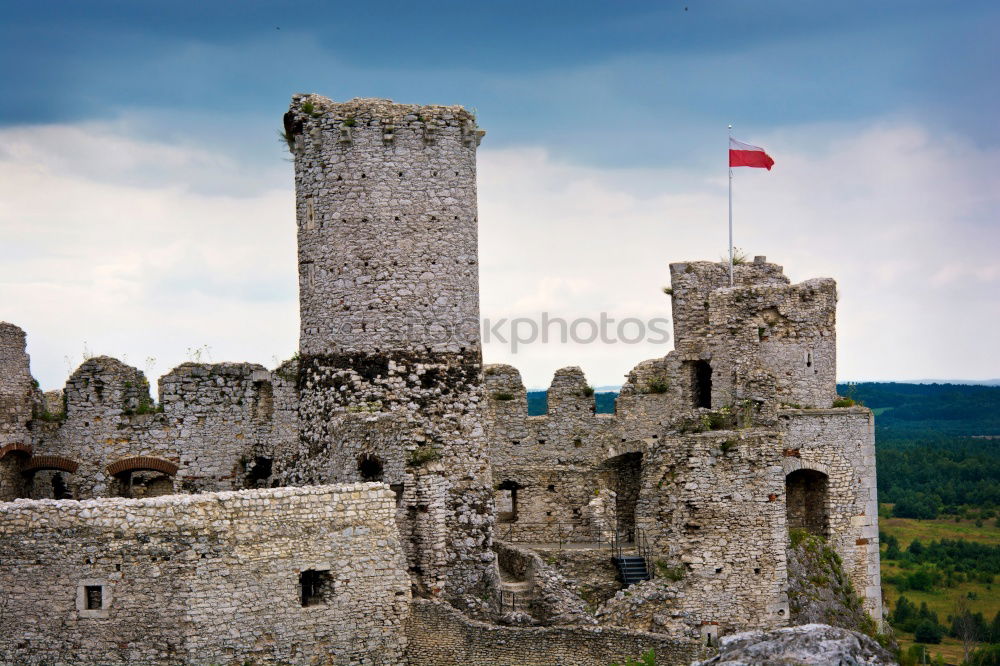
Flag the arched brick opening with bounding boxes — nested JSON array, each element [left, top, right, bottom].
[[106, 456, 178, 477], [106, 456, 178, 499], [20, 455, 80, 500], [0, 442, 32, 460], [23, 455, 79, 474], [786, 468, 829, 536]]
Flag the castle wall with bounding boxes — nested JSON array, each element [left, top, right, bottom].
[[0, 323, 33, 450], [778, 408, 881, 620], [405, 599, 710, 666], [0, 484, 410, 665], [708, 278, 837, 409], [23, 359, 287, 500], [0, 324, 34, 502], [632, 430, 790, 636], [282, 95, 495, 601]]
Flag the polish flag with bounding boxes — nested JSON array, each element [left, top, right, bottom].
[[729, 138, 774, 170]]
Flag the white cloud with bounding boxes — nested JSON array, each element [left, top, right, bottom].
[[1, 119, 996, 396], [0, 123, 298, 394], [478, 123, 1000, 387]]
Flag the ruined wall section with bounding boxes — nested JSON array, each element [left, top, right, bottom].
[[283, 95, 494, 601], [619, 430, 789, 639], [779, 408, 881, 621], [23, 358, 290, 499], [406, 599, 710, 666], [0, 323, 34, 501], [486, 365, 624, 543], [709, 279, 837, 410], [668, 259, 789, 350], [0, 484, 410, 665], [0, 323, 33, 448]]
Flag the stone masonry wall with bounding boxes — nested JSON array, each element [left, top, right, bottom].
[[0, 323, 33, 449], [778, 408, 881, 620], [405, 599, 711, 666], [0, 483, 410, 665], [625, 430, 790, 638], [20, 358, 290, 500]]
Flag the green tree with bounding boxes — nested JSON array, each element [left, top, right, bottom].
[[914, 619, 944, 644]]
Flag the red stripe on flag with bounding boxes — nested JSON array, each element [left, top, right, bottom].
[[729, 149, 774, 170]]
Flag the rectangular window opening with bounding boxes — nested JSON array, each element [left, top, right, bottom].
[[85, 585, 103, 610], [300, 569, 331, 607]]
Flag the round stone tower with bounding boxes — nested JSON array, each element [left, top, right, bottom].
[[289, 95, 484, 356], [278, 95, 495, 601]]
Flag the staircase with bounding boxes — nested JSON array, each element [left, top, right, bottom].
[[613, 555, 651, 587]]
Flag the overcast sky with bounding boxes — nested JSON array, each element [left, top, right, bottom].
[[1, 1, 998, 391]]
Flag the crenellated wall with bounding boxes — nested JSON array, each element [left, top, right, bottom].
[[4, 356, 300, 501], [482, 257, 880, 639]]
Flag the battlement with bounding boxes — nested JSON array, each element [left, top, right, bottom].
[[286, 94, 482, 147]]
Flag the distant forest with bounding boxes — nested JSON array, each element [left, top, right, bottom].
[[525, 382, 1000, 514]]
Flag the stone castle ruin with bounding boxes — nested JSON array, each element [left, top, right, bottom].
[[0, 95, 881, 665]]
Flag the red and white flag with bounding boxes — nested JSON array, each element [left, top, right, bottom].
[[729, 138, 774, 170]]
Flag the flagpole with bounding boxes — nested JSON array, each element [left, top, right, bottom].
[[728, 124, 733, 286]]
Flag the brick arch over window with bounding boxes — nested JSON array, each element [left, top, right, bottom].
[[0, 442, 32, 460], [106, 456, 178, 478], [22, 455, 79, 474]]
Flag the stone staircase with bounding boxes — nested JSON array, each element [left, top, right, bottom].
[[499, 578, 535, 612]]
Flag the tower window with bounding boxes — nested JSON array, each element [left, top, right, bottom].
[[76, 580, 111, 617], [686, 360, 712, 409]]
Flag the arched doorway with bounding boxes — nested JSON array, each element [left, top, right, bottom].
[[785, 468, 829, 536], [0, 443, 32, 500]]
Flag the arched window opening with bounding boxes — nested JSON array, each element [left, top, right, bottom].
[[786, 468, 829, 536], [357, 454, 384, 482]]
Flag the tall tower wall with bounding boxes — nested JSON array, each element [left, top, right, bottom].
[[279, 95, 494, 601], [291, 95, 482, 356]]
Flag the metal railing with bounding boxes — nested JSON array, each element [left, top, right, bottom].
[[637, 527, 655, 579]]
